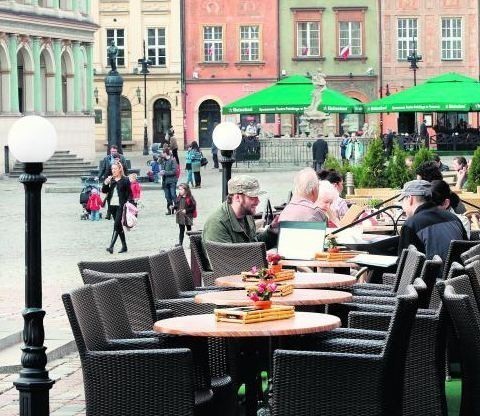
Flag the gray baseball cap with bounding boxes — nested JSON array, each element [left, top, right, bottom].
[[398, 179, 432, 201], [228, 175, 266, 197]]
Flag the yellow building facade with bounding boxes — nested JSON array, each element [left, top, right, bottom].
[[92, 0, 183, 152]]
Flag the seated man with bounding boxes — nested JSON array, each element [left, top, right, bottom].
[[279, 168, 326, 222], [203, 175, 278, 249], [433, 154, 449, 172], [398, 179, 467, 260]]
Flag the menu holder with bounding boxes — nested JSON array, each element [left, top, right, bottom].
[[214, 305, 295, 324], [314, 250, 367, 262], [241, 269, 295, 282]]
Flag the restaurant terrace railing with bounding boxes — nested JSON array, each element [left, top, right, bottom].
[[235, 136, 372, 166]]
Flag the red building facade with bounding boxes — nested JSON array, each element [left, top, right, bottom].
[[182, 0, 279, 147]]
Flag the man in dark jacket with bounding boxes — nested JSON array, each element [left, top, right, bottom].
[[398, 179, 467, 260], [312, 135, 328, 173], [98, 145, 128, 181]]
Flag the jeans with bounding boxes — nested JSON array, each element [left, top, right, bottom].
[[164, 182, 177, 206], [194, 171, 201, 186], [186, 169, 194, 186], [90, 210, 100, 221]]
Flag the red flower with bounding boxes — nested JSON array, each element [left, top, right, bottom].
[[267, 253, 283, 265]]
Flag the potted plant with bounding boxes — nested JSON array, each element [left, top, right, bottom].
[[266, 253, 283, 273], [247, 278, 278, 309]]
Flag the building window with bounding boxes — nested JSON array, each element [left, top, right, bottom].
[[397, 18, 418, 60], [147, 28, 166, 66], [106, 29, 125, 67], [297, 22, 320, 57], [339, 21, 361, 56], [120, 96, 132, 141], [442, 18, 462, 60], [203, 26, 223, 62], [240, 26, 260, 61]]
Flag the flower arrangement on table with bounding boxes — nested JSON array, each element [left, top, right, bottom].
[[247, 277, 277, 309], [267, 253, 284, 273], [241, 265, 295, 283]]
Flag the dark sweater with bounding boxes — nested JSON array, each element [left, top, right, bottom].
[[398, 202, 467, 260]]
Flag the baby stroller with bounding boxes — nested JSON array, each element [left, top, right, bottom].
[[80, 177, 101, 220]]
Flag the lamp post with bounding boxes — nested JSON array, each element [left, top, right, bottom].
[[9, 115, 57, 416], [407, 38, 422, 86], [212, 122, 242, 201], [138, 40, 152, 156]]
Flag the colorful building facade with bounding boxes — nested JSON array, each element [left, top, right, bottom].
[[279, 0, 380, 135], [183, 0, 279, 148], [92, 0, 182, 151], [0, 0, 98, 174], [381, 0, 480, 134]]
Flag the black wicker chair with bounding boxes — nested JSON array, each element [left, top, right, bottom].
[[189, 234, 215, 286], [460, 243, 480, 265], [441, 240, 479, 280], [272, 286, 419, 416], [62, 284, 197, 416], [440, 283, 480, 416], [204, 241, 268, 280]]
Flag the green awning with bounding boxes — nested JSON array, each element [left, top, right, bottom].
[[222, 75, 364, 114], [365, 72, 480, 113]]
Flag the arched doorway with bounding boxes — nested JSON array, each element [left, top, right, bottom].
[[40, 47, 55, 113], [198, 99, 220, 148], [153, 98, 171, 144], [120, 96, 132, 142], [17, 47, 34, 113], [61, 49, 74, 113], [0, 41, 10, 112]]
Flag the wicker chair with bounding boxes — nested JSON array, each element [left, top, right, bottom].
[[62, 285, 197, 416], [440, 282, 480, 416], [167, 246, 219, 297], [272, 286, 419, 416], [441, 240, 479, 280], [204, 241, 268, 280], [460, 243, 480, 265], [189, 234, 215, 286]]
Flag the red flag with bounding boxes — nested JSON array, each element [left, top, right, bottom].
[[340, 45, 351, 59]]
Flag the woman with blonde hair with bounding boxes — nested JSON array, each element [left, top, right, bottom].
[[102, 161, 132, 253], [316, 180, 341, 227]]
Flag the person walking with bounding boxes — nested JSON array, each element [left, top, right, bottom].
[[420, 119, 429, 149], [340, 133, 349, 163], [212, 142, 219, 169], [98, 145, 128, 182], [190, 140, 203, 188], [312, 134, 328, 173], [185, 144, 195, 187], [173, 183, 196, 246], [160, 148, 178, 215], [102, 162, 131, 253], [168, 128, 179, 164]]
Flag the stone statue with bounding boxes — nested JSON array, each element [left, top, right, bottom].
[[107, 41, 119, 72], [299, 114, 311, 137], [304, 69, 327, 118]]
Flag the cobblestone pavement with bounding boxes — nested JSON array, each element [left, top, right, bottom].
[[0, 152, 299, 414]]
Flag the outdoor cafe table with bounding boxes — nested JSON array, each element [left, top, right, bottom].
[[279, 258, 356, 273], [154, 312, 341, 416], [215, 272, 356, 289], [194, 289, 352, 307]]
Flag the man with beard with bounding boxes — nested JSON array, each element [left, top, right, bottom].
[[203, 175, 278, 249]]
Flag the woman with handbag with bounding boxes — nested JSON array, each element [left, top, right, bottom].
[[102, 162, 132, 253], [190, 140, 203, 188]]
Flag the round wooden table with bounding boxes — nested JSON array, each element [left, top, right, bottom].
[[194, 289, 352, 307], [215, 272, 356, 289], [154, 312, 340, 416], [279, 259, 357, 273]]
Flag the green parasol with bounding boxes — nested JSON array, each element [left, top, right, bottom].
[[222, 75, 364, 114], [365, 72, 480, 113]]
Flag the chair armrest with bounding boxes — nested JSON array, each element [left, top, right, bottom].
[[349, 311, 392, 331], [353, 289, 396, 297], [313, 337, 383, 355], [352, 283, 394, 293], [352, 295, 397, 305], [155, 298, 215, 316], [108, 337, 166, 350], [382, 272, 396, 285], [156, 309, 174, 320]]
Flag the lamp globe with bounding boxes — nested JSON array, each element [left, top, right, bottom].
[[212, 122, 242, 151]]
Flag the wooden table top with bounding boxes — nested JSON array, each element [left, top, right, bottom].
[[280, 259, 355, 269], [153, 312, 341, 338], [194, 289, 352, 307], [215, 272, 356, 289]]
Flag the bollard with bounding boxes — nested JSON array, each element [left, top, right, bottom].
[[346, 171, 354, 196], [4, 145, 9, 174]]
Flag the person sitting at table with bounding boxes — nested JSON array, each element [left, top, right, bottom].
[[433, 154, 449, 172], [431, 179, 470, 239], [415, 161, 443, 182], [318, 169, 349, 219], [315, 180, 341, 227], [279, 168, 326, 223], [452, 156, 468, 190], [397, 179, 466, 260], [203, 175, 278, 249]]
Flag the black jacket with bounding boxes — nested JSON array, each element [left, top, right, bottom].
[[312, 138, 328, 162], [398, 202, 467, 260], [98, 154, 128, 181], [102, 176, 132, 206]]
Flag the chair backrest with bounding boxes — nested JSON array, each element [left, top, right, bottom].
[[464, 254, 480, 266], [62, 285, 109, 355], [167, 246, 195, 291], [395, 248, 425, 295], [149, 252, 181, 299], [78, 256, 151, 280], [441, 285, 480, 416], [417, 255, 443, 309], [382, 285, 419, 410], [460, 243, 480, 265], [437, 274, 480, 323], [441, 240, 479, 280], [470, 230, 480, 241], [189, 234, 213, 273], [90, 279, 135, 340], [205, 241, 268, 279], [429, 261, 465, 309], [464, 260, 480, 310], [81, 269, 157, 332]]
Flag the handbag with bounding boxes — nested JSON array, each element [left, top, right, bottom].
[[200, 156, 208, 167]]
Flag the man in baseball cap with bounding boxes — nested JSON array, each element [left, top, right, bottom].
[[203, 175, 278, 248], [398, 179, 466, 260]]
